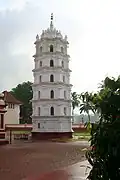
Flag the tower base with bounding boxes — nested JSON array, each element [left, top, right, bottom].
[[32, 132, 73, 141]]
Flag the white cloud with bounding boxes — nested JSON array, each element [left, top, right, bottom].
[[0, 0, 31, 11], [0, 0, 120, 93]]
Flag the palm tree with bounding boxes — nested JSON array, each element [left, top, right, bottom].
[[79, 92, 95, 129], [71, 92, 80, 124]]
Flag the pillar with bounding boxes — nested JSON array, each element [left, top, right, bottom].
[[1, 114, 4, 129]]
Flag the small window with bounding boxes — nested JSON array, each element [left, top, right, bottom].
[[40, 61, 42, 67], [38, 91, 40, 99], [50, 74, 54, 82], [64, 107, 67, 115], [62, 61, 64, 68], [64, 91, 66, 99], [61, 47, 64, 53], [50, 45, 53, 52], [50, 59, 54, 67], [38, 123, 40, 128], [50, 90, 54, 98], [63, 76, 65, 82], [50, 107, 54, 115], [40, 46, 42, 52], [39, 75, 42, 82], [8, 103, 14, 109], [38, 107, 40, 116]]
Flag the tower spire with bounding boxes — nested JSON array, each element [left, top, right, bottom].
[[50, 13, 53, 30]]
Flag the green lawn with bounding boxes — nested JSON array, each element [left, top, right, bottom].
[[73, 132, 91, 140], [51, 132, 91, 142]]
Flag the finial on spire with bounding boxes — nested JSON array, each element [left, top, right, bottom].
[[36, 34, 39, 40], [51, 13, 53, 21], [50, 13, 53, 30]]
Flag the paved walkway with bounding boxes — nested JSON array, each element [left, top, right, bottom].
[[0, 141, 90, 180], [66, 160, 91, 180], [26, 160, 91, 180]]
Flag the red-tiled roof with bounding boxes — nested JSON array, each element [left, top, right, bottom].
[[5, 124, 32, 128], [5, 124, 32, 131], [3, 91, 22, 104]]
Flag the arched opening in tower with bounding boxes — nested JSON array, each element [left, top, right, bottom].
[[50, 74, 54, 82], [50, 59, 54, 67], [50, 107, 54, 115], [50, 45, 53, 52], [50, 90, 54, 98]]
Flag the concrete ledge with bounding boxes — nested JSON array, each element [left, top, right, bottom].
[[32, 132, 73, 140]]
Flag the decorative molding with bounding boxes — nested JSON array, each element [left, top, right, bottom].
[[34, 55, 70, 62], [33, 52, 70, 59], [32, 66, 72, 73], [32, 98, 71, 102], [32, 115, 72, 118], [32, 82, 72, 87]]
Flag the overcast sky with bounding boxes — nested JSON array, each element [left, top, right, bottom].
[[0, 0, 120, 93]]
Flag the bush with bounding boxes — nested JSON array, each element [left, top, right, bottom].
[[86, 76, 120, 180]]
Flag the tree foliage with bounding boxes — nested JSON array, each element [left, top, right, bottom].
[[79, 92, 96, 130], [71, 92, 80, 110], [71, 92, 80, 123], [11, 81, 33, 124], [86, 76, 120, 180], [79, 92, 95, 116]]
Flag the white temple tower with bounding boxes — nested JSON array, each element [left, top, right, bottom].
[[32, 14, 73, 140]]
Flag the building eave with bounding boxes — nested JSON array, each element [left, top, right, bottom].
[[32, 67, 72, 73], [32, 82, 73, 87], [32, 99, 72, 102], [33, 52, 70, 59], [6, 102, 22, 105], [32, 115, 72, 118]]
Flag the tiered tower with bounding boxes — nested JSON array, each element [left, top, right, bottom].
[[32, 14, 73, 140]]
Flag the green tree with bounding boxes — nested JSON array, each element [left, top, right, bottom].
[[87, 76, 120, 180], [11, 81, 33, 124], [79, 92, 95, 129], [71, 92, 80, 123]]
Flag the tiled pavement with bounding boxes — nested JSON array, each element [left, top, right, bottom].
[[66, 160, 91, 180], [26, 160, 91, 180]]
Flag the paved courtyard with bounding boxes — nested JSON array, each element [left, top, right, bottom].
[[27, 160, 91, 180], [0, 141, 89, 180]]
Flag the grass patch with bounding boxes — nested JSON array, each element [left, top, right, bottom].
[[74, 132, 90, 136], [51, 132, 91, 142], [12, 131, 31, 134], [73, 132, 91, 140], [51, 138, 76, 143]]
